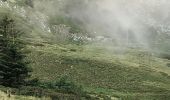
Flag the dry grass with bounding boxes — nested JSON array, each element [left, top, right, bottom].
[[0, 90, 51, 100]]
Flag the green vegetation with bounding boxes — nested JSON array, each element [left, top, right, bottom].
[[27, 42, 170, 100]]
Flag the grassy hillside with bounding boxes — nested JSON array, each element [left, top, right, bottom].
[[26, 41, 170, 100]]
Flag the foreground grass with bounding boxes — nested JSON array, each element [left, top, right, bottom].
[[0, 90, 51, 100]]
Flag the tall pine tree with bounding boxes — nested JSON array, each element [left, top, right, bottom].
[[0, 16, 31, 87]]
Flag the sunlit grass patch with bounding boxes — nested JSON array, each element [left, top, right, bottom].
[[0, 90, 51, 100]]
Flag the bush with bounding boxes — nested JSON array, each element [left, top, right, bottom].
[[26, 78, 40, 86], [55, 76, 85, 95], [26, 76, 86, 96], [167, 63, 170, 67], [160, 72, 168, 77], [159, 53, 170, 60]]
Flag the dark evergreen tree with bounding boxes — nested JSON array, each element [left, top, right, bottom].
[[0, 16, 31, 87]]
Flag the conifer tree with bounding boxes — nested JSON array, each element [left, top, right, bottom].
[[0, 16, 31, 87]]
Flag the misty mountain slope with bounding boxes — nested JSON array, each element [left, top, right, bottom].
[[0, 0, 55, 42], [0, 0, 91, 45], [1, 0, 170, 52], [1, 0, 170, 100]]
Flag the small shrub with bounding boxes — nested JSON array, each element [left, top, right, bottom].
[[70, 48, 77, 52], [160, 72, 168, 77], [26, 78, 40, 86], [55, 76, 85, 96], [167, 63, 170, 67], [160, 54, 170, 60]]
